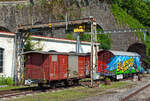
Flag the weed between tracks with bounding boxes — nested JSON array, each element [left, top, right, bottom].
[[5, 81, 134, 101], [101, 81, 132, 89]]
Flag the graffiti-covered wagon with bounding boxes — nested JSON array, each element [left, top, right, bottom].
[[97, 50, 144, 79]]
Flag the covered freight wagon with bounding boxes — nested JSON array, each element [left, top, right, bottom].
[[23, 51, 90, 86], [97, 50, 144, 79]]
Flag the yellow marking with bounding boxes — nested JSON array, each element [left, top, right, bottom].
[[74, 28, 84, 32], [49, 24, 52, 28]]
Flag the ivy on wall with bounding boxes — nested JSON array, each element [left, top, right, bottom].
[[111, 3, 150, 56]]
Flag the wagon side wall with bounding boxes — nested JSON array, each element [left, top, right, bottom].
[[25, 53, 44, 80], [78, 56, 86, 78]]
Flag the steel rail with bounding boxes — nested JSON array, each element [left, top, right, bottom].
[[0, 85, 81, 99], [121, 83, 150, 101]]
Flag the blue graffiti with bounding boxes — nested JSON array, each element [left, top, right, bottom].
[[105, 56, 141, 72]]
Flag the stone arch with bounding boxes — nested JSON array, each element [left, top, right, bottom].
[[48, 50, 57, 52], [0, 26, 11, 32], [127, 43, 148, 58], [127, 42, 150, 69]]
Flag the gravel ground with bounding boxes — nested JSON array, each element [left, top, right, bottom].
[[77, 78, 150, 101], [128, 85, 150, 101]]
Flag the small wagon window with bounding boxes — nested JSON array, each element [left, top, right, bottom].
[[0, 48, 4, 73]]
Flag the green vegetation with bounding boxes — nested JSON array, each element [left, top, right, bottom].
[[143, 57, 150, 65], [16, 4, 24, 10], [97, 34, 111, 50], [66, 32, 111, 50], [101, 81, 130, 89], [111, 4, 145, 41], [105, 77, 110, 81], [111, 0, 150, 63], [112, 0, 150, 27], [7, 81, 131, 101], [79, 78, 91, 82], [0, 76, 13, 86], [24, 35, 43, 52], [66, 32, 76, 40]]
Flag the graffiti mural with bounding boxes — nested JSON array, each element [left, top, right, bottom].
[[105, 56, 142, 74]]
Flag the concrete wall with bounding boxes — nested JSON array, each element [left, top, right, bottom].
[[0, 32, 15, 77], [32, 36, 92, 53], [110, 32, 137, 51]]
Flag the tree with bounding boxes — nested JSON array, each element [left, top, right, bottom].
[[66, 32, 111, 50], [24, 35, 43, 52], [112, 0, 150, 27], [97, 34, 111, 50]]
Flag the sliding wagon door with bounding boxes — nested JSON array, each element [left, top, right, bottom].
[[78, 56, 85, 78], [49, 55, 59, 80], [58, 55, 68, 80], [42, 55, 50, 80]]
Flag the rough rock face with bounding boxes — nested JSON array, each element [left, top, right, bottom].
[[0, 0, 138, 51], [80, 0, 137, 51]]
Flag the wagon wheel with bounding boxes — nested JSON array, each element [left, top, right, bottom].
[[51, 85, 56, 89], [64, 80, 69, 86], [38, 83, 44, 88], [50, 82, 56, 89], [73, 79, 79, 86]]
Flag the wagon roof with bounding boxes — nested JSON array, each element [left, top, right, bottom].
[[110, 50, 140, 56], [23, 51, 88, 56], [98, 50, 140, 56]]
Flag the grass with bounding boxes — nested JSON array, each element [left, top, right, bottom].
[[7, 81, 133, 101], [79, 78, 91, 82], [101, 81, 130, 89], [8, 87, 103, 101]]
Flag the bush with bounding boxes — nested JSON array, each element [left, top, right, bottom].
[[105, 77, 110, 81], [0, 76, 7, 85], [7, 77, 14, 85], [0, 76, 14, 85]]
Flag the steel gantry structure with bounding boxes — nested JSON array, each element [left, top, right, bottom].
[[15, 17, 97, 85], [15, 17, 150, 86]]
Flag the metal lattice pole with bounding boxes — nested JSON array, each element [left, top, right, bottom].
[[90, 17, 97, 87], [90, 23, 94, 87], [15, 32, 25, 85]]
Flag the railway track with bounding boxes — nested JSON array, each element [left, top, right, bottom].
[[0, 87, 42, 99], [121, 82, 150, 101], [0, 84, 84, 100], [0, 79, 139, 100]]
